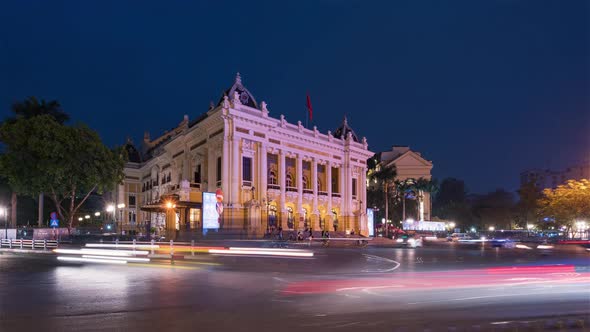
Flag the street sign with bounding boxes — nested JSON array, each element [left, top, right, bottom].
[[50, 216, 59, 228]]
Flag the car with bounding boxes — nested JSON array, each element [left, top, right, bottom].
[[447, 233, 469, 242], [491, 238, 516, 248], [396, 234, 423, 248]]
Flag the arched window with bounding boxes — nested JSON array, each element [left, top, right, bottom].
[[332, 208, 338, 230], [287, 207, 294, 229], [268, 170, 277, 185], [268, 205, 277, 227], [286, 173, 293, 188]]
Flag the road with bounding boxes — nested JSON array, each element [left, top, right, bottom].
[[1, 243, 589, 331]]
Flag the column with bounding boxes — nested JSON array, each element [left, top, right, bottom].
[[296, 154, 303, 229], [207, 147, 216, 192], [259, 142, 267, 203], [259, 143, 268, 232], [279, 150, 287, 229], [222, 140, 230, 193], [311, 158, 319, 230], [326, 161, 332, 231], [340, 166, 346, 211], [231, 138, 240, 206]]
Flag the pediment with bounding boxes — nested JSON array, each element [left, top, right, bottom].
[[386, 151, 432, 168]]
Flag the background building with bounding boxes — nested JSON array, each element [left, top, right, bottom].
[[113, 74, 374, 238], [370, 146, 434, 221]]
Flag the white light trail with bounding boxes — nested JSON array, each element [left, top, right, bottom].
[[85, 243, 160, 249], [57, 256, 127, 264], [53, 248, 149, 256], [81, 255, 150, 262], [209, 249, 313, 257]]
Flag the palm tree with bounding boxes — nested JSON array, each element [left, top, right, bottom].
[[3, 97, 69, 227], [369, 164, 397, 237], [395, 179, 415, 222]]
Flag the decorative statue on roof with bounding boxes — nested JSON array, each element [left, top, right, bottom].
[[223, 95, 230, 109], [233, 91, 242, 106]]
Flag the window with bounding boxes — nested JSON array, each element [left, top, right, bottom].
[[352, 178, 357, 198], [189, 208, 200, 229], [216, 157, 222, 183], [268, 170, 278, 185], [167, 173, 171, 183], [194, 164, 201, 183], [317, 179, 322, 192], [128, 211, 136, 224], [302, 176, 308, 190], [286, 173, 294, 188], [128, 195, 136, 207], [242, 157, 252, 182], [331, 168, 339, 193]]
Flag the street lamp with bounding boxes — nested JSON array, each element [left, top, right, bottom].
[[84, 215, 90, 219], [488, 226, 495, 231], [94, 212, 100, 217]]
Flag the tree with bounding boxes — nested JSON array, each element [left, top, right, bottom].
[[471, 189, 515, 230], [0, 115, 125, 232], [538, 179, 590, 235], [2, 97, 69, 227], [433, 178, 472, 228], [414, 178, 438, 220], [514, 179, 542, 229], [368, 163, 397, 237]]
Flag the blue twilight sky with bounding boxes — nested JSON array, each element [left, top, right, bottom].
[[0, 0, 588, 193]]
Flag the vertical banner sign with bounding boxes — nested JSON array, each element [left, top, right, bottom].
[[203, 192, 220, 232], [367, 208, 374, 237]]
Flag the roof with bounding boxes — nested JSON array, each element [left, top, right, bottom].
[[216, 72, 258, 109], [333, 116, 359, 142], [124, 139, 142, 163]]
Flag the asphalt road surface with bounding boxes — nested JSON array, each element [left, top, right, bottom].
[[1, 243, 589, 331]]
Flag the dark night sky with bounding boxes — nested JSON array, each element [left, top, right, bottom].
[[0, 0, 588, 194]]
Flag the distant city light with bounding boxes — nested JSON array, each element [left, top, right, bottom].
[[84, 215, 90, 219], [94, 212, 100, 217], [488, 226, 495, 231], [470, 227, 476, 232], [526, 224, 534, 230], [406, 218, 415, 223], [449, 222, 456, 228], [117, 203, 125, 209], [106, 205, 115, 212], [78, 217, 83, 221]]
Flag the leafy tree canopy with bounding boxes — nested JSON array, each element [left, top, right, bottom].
[[0, 115, 125, 230], [538, 179, 590, 229]]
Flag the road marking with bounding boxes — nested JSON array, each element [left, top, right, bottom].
[[361, 254, 400, 273]]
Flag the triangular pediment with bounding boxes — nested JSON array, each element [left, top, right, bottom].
[[386, 151, 432, 168]]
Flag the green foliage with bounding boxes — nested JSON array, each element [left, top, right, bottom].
[[538, 179, 590, 229], [8, 96, 69, 124], [0, 115, 126, 230], [514, 179, 542, 228]]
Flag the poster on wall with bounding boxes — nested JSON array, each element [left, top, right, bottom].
[[367, 208, 374, 237], [203, 192, 220, 232]]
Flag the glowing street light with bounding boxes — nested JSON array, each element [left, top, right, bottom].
[[106, 205, 115, 213], [488, 226, 495, 231], [94, 212, 100, 217], [117, 203, 125, 209], [78, 217, 83, 221], [526, 224, 534, 230], [84, 215, 90, 219]]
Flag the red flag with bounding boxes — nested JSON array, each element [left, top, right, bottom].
[[306, 94, 313, 121]]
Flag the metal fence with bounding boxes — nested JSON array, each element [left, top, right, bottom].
[[0, 239, 59, 250]]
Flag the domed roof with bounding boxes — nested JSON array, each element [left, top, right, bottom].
[[333, 116, 360, 142], [216, 72, 258, 109], [124, 139, 142, 163]]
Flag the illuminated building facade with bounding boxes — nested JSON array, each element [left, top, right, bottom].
[[115, 74, 374, 237]]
